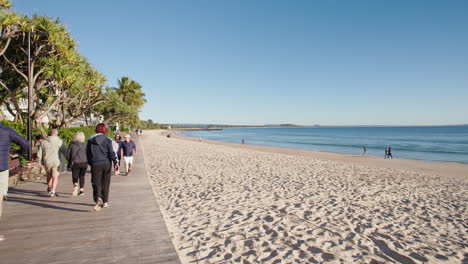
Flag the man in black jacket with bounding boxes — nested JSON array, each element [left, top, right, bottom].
[[86, 123, 119, 211], [0, 122, 29, 241]]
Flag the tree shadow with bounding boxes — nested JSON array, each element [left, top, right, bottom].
[[6, 196, 92, 213], [8, 188, 51, 198], [7, 189, 94, 207]]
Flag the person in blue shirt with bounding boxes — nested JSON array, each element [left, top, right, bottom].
[[119, 134, 136, 176], [0, 122, 29, 241]]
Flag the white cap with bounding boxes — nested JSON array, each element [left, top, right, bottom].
[[124, 134, 130, 138]]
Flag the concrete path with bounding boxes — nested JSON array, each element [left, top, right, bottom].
[[0, 137, 181, 264]]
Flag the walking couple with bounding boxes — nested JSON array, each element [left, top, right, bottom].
[[112, 134, 137, 176], [385, 147, 393, 159]]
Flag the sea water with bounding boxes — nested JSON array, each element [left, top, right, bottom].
[[180, 126, 468, 163]]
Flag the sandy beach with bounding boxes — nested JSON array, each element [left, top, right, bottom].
[[141, 130, 467, 263]]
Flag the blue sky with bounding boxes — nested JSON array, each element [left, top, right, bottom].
[[13, 0, 468, 125]]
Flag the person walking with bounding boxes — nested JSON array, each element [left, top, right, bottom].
[[387, 147, 393, 158], [120, 134, 137, 176], [0, 122, 29, 241], [384, 147, 388, 159], [112, 134, 122, 175], [37, 129, 67, 197], [32, 135, 44, 162], [67, 132, 87, 196], [87, 123, 119, 211], [362, 145, 367, 156]]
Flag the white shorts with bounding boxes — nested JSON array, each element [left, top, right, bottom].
[[124, 156, 134, 165], [0, 170, 9, 196]]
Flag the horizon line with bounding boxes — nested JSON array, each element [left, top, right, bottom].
[[158, 123, 468, 128]]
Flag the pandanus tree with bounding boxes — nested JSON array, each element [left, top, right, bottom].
[[42, 50, 106, 128], [1, 2, 106, 128], [0, 7, 30, 122], [1, 13, 77, 125], [1, 0, 146, 129]]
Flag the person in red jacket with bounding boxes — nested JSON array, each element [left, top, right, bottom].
[[86, 123, 119, 211]]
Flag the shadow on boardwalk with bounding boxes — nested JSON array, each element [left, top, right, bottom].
[[0, 136, 181, 264]]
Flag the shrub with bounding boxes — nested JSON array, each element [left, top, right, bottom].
[[1, 121, 115, 163], [1, 120, 46, 139]]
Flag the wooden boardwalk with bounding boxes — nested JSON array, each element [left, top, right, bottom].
[[0, 138, 181, 264]]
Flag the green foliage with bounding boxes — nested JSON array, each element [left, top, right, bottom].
[[0, 0, 13, 9], [115, 77, 146, 109], [1, 120, 47, 138], [2, 120, 114, 148], [97, 77, 146, 129], [140, 119, 169, 129], [2, 120, 44, 164], [57, 126, 114, 146]]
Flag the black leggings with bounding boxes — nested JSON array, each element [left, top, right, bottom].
[[91, 163, 112, 203], [71, 162, 88, 188]]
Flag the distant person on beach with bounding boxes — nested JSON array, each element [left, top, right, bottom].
[[384, 147, 388, 158], [120, 134, 137, 176], [37, 129, 67, 197], [242, 139, 245, 144], [387, 147, 393, 158], [112, 134, 122, 175], [67, 132, 87, 196], [0, 122, 29, 242], [87, 123, 119, 211], [362, 146, 367, 156]]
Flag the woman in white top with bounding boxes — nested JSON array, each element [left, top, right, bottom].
[[112, 134, 122, 175]]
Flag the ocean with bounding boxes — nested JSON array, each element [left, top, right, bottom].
[[179, 126, 468, 163]]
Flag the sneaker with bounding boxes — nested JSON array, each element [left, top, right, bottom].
[[72, 185, 79, 196], [103, 203, 110, 208], [0, 235, 5, 241], [50, 192, 56, 197], [94, 198, 103, 211], [125, 172, 128, 176], [78, 191, 84, 196]]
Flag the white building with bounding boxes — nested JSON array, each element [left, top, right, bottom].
[[1, 98, 49, 123]]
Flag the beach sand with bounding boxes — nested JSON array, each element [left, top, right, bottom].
[[141, 130, 467, 263]]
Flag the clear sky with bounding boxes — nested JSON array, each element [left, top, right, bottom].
[[13, 0, 468, 126]]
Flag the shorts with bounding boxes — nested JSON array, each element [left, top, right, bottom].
[[45, 167, 59, 178], [124, 156, 134, 165], [0, 170, 9, 196]]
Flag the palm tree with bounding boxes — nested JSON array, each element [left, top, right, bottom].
[[114, 77, 146, 108]]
